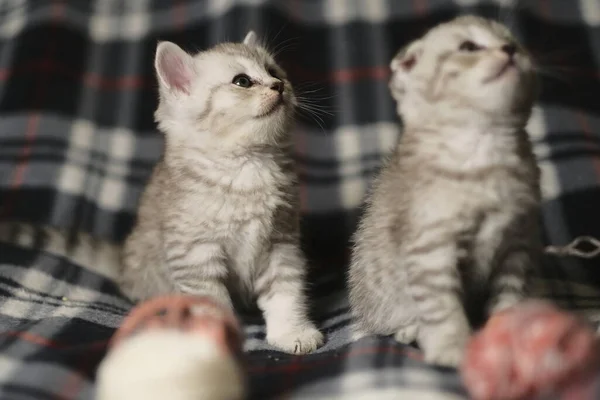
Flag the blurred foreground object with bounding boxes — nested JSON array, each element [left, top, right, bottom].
[[96, 295, 246, 400], [461, 300, 600, 400]]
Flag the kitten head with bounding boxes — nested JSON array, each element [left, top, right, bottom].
[[390, 16, 537, 127], [154, 31, 295, 150]]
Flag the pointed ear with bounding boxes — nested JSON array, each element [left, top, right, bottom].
[[243, 30, 258, 47], [155, 41, 195, 95]]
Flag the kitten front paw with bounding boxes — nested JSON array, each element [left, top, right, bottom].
[[419, 317, 470, 368], [394, 324, 419, 344], [267, 325, 324, 354], [424, 345, 465, 368]]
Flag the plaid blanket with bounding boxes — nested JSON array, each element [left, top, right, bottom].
[[0, 0, 599, 398]]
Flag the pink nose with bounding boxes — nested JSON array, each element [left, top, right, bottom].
[[501, 44, 517, 58], [270, 81, 283, 94]]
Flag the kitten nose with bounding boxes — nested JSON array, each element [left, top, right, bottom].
[[270, 81, 284, 94], [501, 43, 517, 58]]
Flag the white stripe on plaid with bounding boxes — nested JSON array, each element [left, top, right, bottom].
[[581, 0, 600, 26], [1, 102, 597, 219], [528, 106, 562, 201], [304, 391, 465, 400], [4, 0, 600, 45], [90, 0, 151, 42], [0, 357, 95, 399], [0, 0, 26, 38]]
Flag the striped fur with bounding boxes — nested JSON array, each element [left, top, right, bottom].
[[120, 32, 323, 354], [348, 16, 541, 367]]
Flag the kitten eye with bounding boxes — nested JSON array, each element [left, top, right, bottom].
[[232, 74, 253, 88], [459, 40, 482, 52], [267, 67, 278, 78]]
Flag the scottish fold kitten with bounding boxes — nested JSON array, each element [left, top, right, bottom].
[[120, 32, 323, 354], [348, 16, 541, 367]]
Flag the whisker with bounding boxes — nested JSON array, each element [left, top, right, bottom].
[[297, 104, 335, 117], [295, 99, 338, 112], [295, 88, 327, 95], [294, 81, 328, 89], [530, 49, 582, 63], [272, 37, 300, 57], [533, 68, 572, 83], [296, 101, 335, 117], [295, 97, 338, 105], [296, 107, 328, 133], [533, 65, 593, 83], [271, 23, 288, 46]]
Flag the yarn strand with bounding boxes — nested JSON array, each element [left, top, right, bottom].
[[545, 236, 600, 259]]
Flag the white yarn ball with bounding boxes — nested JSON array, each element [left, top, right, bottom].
[[96, 330, 246, 400]]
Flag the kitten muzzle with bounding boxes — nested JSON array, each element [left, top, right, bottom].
[[483, 58, 516, 84], [256, 95, 285, 118]]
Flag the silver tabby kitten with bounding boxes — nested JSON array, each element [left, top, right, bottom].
[[348, 16, 541, 367], [120, 32, 324, 354]]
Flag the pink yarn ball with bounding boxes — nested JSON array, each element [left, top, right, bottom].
[[111, 295, 243, 358], [461, 300, 600, 400]]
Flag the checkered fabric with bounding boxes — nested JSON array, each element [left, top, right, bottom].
[[0, 0, 599, 398]]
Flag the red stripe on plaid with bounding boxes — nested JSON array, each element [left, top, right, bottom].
[[0, 330, 63, 349], [0, 1, 65, 219], [83, 72, 149, 90], [173, 0, 186, 30], [289, 65, 390, 85], [290, 0, 308, 213], [9, 112, 38, 180], [247, 345, 424, 374], [0, 331, 110, 399], [538, 0, 551, 20], [413, 0, 428, 16], [60, 340, 109, 399], [0, 63, 390, 91], [0, 330, 110, 350], [281, 348, 303, 397], [295, 130, 308, 212], [330, 66, 389, 84], [0, 62, 152, 90]]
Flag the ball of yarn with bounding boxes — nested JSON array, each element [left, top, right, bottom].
[[96, 295, 246, 400], [461, 300, 600, 400]]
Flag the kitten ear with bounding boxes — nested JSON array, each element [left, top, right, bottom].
[[390, 40, 422, 75], [243, 30, 258, 47], [389, 40, 422, 102], [155, 41, 195, 95]]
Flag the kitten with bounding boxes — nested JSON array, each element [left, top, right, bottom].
[[119, 32, 323, 354], [348, 16, 541, 367]]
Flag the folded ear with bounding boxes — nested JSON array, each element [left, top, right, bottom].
[[389, 40, 422, 102], [243, 30, 258, 47], [155, 41, 195, 95], [390, 40, 422, 75]]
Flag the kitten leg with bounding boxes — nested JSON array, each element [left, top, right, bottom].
[[256, 243, 324, 354], [405, 243, 470, 367], [487, 246, 531, 315], [165, 240, 233, 310], [475, 214, 536, 316]]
